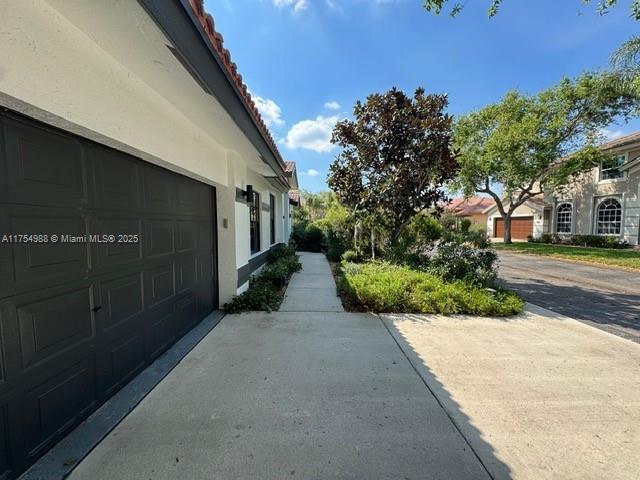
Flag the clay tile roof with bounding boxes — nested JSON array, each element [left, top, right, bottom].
[[446, 197, 494, 216], [288, 190, 300, 206], [600, 131, 640, 151], [186, 0, 286, 172], [284, 161, 296, 174]]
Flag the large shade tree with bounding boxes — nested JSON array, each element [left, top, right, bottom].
[[453, 73, 639, 243], [328, 87, 457, 249], [423, 0, 640, 19]]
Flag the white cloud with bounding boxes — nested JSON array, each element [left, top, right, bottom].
[[324, 100, 340, 110], [284, 115, 339, 152], [273, 0, 308, 12], [305, 169, 320, 177], [251, 94, 284, 128], [600, 128, 624, 140]]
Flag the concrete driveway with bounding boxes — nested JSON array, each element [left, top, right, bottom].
[[498, 252, 640, 343], [66, 254, 490, 480], [383, 305, 640, 480]]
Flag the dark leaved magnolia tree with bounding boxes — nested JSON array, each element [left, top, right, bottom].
[[328, 88, 457, 251], [452, 73, 639, 243]]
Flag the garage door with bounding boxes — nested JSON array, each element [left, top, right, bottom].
[[493, 217, 533, 240], [0, 112, 217, 478]]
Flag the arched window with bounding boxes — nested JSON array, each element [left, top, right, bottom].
[[596, 198, 622, 235], [556, 203, 572, 234]]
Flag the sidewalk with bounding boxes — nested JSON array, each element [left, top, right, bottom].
[[65, 252, 491, 480]]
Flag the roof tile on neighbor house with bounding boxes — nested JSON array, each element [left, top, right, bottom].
[[600, 131, 640, 151], [186, 0, 286, 171], [446, 197, 494, 216]]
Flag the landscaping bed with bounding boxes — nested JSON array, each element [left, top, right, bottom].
[[495, 242, 640, 271], [224, 245, 302, 313], [334, 261, 524, 316]]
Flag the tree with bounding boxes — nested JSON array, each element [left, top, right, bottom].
[[452, 72, 639, 243], [328, 87, 457, 249], [423, 0, 640, 19]]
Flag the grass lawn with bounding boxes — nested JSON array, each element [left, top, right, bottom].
[[335, 261, 524, 316], [494, 242, 640, 271]]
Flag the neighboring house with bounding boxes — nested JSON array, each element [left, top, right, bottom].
[[0, 1, 295, 477], [543, 132, 640, 246], [485, 196, 552, 241], [484, 132, 640, 244], [446, 197, 494, 231]]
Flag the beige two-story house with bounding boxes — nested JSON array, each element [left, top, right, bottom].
[[545, 132, 640, 246]]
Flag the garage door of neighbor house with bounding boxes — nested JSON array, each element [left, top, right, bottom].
[[0, 111, 217, 478], [493, 217, 534, 240]]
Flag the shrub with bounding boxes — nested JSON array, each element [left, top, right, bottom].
[[224, 277, 283, 313], [337, 261, 523, 316], [267, 243, 297, 262], [459, 218, 472, 233], [224, 246, 301, 313], [341, 249, 361, 263], [387, 214, 443, 265], [569, 234, 629, 249], [429, 231, 498, 287], [290, 223, 325, 252]]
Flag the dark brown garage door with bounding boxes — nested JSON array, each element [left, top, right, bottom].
[[0, 111, 217, 478], [493, 216, 534, 240]]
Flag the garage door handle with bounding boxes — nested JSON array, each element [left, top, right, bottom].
[[91, 305, 103, 313]]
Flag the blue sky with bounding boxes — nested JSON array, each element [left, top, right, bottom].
[[205, 0, 640, 192]]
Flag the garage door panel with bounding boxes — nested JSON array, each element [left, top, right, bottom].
[[98, 273, 143, 334], [142, 166, 174, 212], [16, 287, 94, 372], [176, 254, 197, 294], [145, 220, 174, 258], [146, 306, 175, 360], [144, 264, 175, 308], [493, 217, 533, 240], [9, 210, 88, 289], [198, 220, 212, 251], [174, 291, 199, 336], [22, 356, 96, 459], [2, 120, 85, 208], [176, 220, 198, 252], [98, 333, 146, 397], [176, 178, 210, 216], [90, 146, 141, 211], [92, 216, 142, 270]]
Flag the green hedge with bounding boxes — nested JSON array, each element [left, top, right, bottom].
[[337, 261, 523, 316], [224, 247, 302, 313]]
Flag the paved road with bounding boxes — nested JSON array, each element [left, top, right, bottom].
[[498, 252, 640, 343]]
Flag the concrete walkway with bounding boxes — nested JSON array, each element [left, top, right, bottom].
[[66, 252, 490, 480], [279, 252, 344, 312]]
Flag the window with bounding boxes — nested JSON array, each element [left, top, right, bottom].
[[600, 154, 625, 181], [249, 191, 260, 253], [270, 194, 276, 245], [596, 198, 622, 235], [556, 203, 572, 234]]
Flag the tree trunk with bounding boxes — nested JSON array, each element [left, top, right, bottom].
[[503, 215, 512, 244], [371, 228, 376, 260], [353, 223, 359, 253]]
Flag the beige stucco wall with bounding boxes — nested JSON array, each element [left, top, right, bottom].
[[546, 146, 640, 245], [0, 0, 291, 305]]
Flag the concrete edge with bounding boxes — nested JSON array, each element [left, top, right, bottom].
[[378, 315, 496, 480], [523, 302, 640, 346], [19, 311, 225, 480]]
